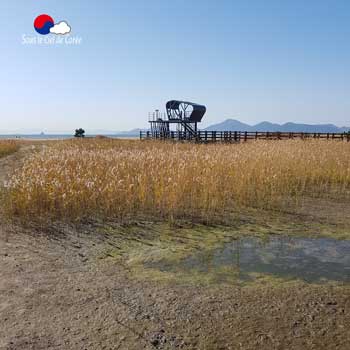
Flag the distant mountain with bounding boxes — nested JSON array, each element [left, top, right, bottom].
[[204, 119, 349, 133], [2, 121, 348, 136], [253, 121, 281, 132], [85, 128, 146, 135], [204, 119, 251, 131], [115, 128, 147, 135], [278, 123, 348, 133]]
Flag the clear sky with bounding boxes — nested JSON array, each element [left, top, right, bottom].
[[1, 0, 349, 132]]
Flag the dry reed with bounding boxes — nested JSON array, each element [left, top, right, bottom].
[[0, 140, 19, 158], [3, 139, 350, 222]]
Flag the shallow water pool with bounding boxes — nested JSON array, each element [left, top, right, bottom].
[[146, 236, 350, 283]]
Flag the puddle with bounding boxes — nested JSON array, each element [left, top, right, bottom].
[[145, 236, 350, 284]]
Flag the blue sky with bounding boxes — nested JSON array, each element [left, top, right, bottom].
[[1, 0, 349, 132]]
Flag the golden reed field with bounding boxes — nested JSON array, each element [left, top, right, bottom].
[[3, 139, 350, 222], [0, 140, 19, 158]]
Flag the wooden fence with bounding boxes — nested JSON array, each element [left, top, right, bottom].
[[140, 130, 350, 143]]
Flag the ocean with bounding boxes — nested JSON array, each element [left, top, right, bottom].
[[0, 134, 139, 140]]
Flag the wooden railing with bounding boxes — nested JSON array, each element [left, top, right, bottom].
[[140, 130, 350, 142]]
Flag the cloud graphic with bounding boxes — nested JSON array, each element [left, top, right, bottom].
[[50, 21, 71, 35]]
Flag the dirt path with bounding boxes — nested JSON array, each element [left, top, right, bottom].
[[0, 148, 349, 349], [0, 145, 37, 184]]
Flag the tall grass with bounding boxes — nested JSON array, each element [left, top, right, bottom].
[[0, 140, 19, 158], [4, 139, 350, 222]]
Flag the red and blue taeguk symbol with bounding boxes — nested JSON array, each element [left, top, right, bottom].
[[34, 14, 55, 35]]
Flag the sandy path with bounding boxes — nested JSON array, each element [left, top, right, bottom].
[[0, 145, 36, 184]]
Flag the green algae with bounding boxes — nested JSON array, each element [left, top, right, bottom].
[[98, 209, 350, 286]]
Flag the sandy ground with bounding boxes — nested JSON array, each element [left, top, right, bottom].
[[0, 146, 350, 350]]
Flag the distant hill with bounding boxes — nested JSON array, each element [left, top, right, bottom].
[[2, 121, 348, 136], [204, 119, 349, 133], [84, 128, 149, 136], [117, 128, 147, 135], [204, 119, 250, 132]]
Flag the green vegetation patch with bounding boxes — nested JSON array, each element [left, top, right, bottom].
[[98, 210, 350, 287]]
